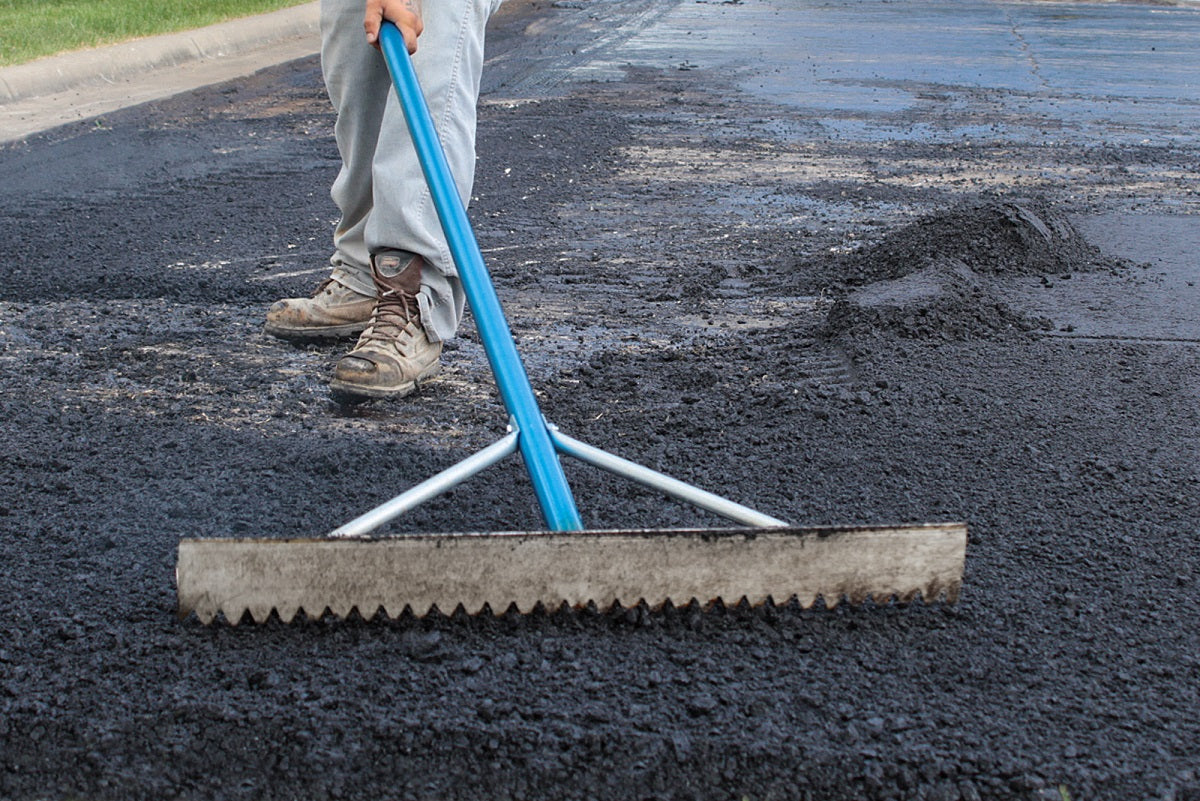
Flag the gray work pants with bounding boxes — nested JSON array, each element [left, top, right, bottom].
[[320, 0, 501, 342]]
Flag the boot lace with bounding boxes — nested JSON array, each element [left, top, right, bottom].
[[361, 288, 421, 347]]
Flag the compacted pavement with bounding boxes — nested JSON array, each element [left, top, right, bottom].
[[1, 1, 1198, 799]]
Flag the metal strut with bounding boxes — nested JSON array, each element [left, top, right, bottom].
[[338, 24, 788, 537]]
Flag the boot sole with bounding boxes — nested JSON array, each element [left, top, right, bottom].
[[328, 362, 443, 404], [264, 321, 368, 342]]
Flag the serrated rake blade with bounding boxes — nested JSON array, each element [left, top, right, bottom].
[[176, 523, 966, 624]]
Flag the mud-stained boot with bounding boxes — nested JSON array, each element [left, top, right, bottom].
[[329, 251, 442, 402], [264, 276, 375, 341]]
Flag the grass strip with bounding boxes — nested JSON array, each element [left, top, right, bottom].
[[0, 0, 309, 66]]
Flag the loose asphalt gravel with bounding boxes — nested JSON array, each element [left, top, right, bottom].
[[1, 0, 1198, 799]]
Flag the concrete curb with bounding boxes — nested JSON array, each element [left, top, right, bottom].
[[0, 2, 320, 105]]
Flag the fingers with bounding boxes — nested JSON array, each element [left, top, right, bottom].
[[364, 0, 423, 53], [364, 0, 383, 46]]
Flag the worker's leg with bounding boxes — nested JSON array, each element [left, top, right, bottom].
[[363, 0, 502, 342], [264, 0, 395, 341]]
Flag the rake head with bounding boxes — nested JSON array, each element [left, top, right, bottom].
[[177, 523, 966, 624]]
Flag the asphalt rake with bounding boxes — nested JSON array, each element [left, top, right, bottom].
[[175, 22, 966, 624]]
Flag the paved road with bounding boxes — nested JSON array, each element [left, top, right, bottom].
[[481, 0, 1200, 340], [1, 1, 1198, 799], [509, 0, 1200, 131]]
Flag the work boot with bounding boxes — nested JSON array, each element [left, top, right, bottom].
[[264, 276, 375, 341], [329, 251, 442, 402]]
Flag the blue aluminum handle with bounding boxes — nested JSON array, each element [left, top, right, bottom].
[[378, 22, 583, 531]]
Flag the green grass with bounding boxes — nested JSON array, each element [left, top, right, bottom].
[[0, 0, 310, 66]]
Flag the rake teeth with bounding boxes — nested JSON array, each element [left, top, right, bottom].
[[177, 524, 966, 625], [186, 588, 961, 625], [190, 588, 967, 624]]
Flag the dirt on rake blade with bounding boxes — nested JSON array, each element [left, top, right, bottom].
[[176, 523, 966, 624]]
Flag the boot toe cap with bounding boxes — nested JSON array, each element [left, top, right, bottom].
[[333, 355, 384, 383]]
